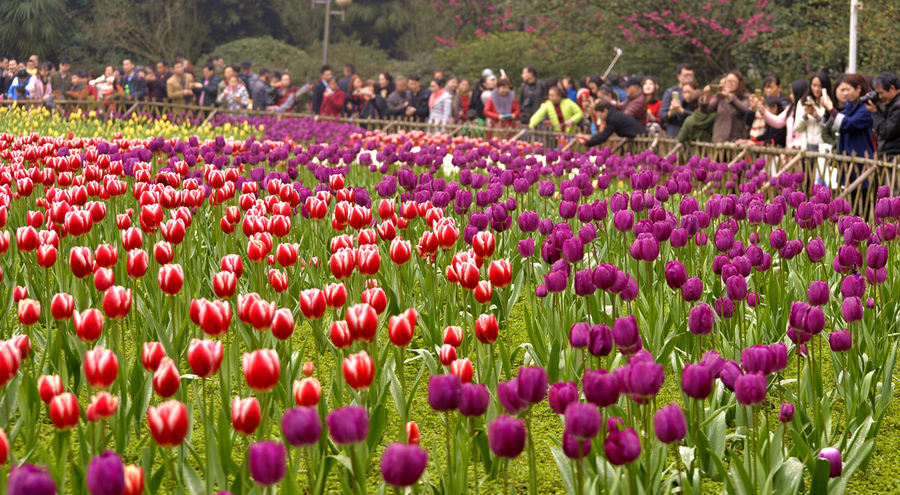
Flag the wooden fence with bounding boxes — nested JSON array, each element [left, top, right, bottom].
[[3, 98, 897, 219]]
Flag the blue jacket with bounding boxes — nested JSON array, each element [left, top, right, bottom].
[[832, 101, 874, 158]]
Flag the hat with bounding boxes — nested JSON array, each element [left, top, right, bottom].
[[15, 69, 29, 79], [623, 76, 643, 87], [481, 68, 495, 79]]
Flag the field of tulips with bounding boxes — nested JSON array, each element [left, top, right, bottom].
[[1, 109, 899, 495]]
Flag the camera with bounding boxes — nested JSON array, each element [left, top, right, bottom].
[[859, 91, 878, 104]]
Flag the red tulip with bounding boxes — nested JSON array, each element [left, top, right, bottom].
[[324, 283, 347, 309], [443, 326, 463, 347], [329, 248, 356, 280], [49, 392, 80, 429], [299, 288, 327, 319], [15, 226, 39, 252], [342, 350, 375, 390], [377, 199, 395, 220], [388, 308, 417, 347], [141, 342, 167, 372], [147, 400, 189, 447], [123, 465, 144, 495], [375, 220, 396, 242], [92, 267, 114, 292], [152, 357, 181, 397], [160, 218, 186, 245], [356, 245, 381, 275], [0, 341, 21, 387], [330, 234, 354, 254], [36, 244, 58, 268], [84, 346, 118, 389], [51, 293, 75, 321], [243, 296, 275, 331], [329, 320, 352, 348], [406, 421, 420, 444], [86, 391, 119, 421], [187, 339, 224, 378], [74, 308, 104, 342], [435, 218, 459, 248], [439, 344, 458, 366], [242, 349, 281, 392], [157, 264, 184, 295], [102, 286, 132, 319], [70, 246, 94, 278], [116, 213, 132, 231], [474, 280, 493, 304], [12, 286, 27, 303], [455, 261, 480, 291], [38, 374, 64, 404], [8, 335, 30, 361], [213, 270, 237, 298], [450, 358, 474, 383], [268, 269, 289, 293], [329, 174, 345, 190], [360, 287, 387, 315], [293, 377, 322, 407], [346, 303, 378, 342], [247, 236, 269, 262], [221, 253, 244, 278], [17, 299, 41, 326], [0, 427, 7, 465], [389, 237, 411, 265], [488, 259, 512, 288], [120, 227, 143, 251], [473, 231, 496, 258], [302, 361, 315, 376], [231, 396, 261, 435], [94, 243, 118, 268], [198, 299, 232, 336], [271, 308, 295, 340], [126, 249, 149, 278], [153, 241, 174, 265], [276, 243, 298, 267], [475, 313, 499, 344]]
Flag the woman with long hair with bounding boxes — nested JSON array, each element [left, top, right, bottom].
[[702, 70, 750, 141]]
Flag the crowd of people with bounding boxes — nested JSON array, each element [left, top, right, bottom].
[[2, 54, 898, 159]]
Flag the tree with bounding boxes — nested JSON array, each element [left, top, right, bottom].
[[0, 0, 67, 57]]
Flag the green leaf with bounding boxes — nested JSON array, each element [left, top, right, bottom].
[[772, 457, 804, 495], [549, 446, 576, 494]]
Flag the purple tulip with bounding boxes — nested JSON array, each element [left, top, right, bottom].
[[779, 403, 794, 423], [700, 350, 725, 376], [734, 373, 767, 406], [497, 379, 529, 415], [327, 406, 369, 444], [565, 402, 601, 440], [573, 269, 596, 296], [725, 275, 747, 301], [562, 429, 592, 459], [604, 418, 641, 465], [714, 297, 734, 319], [518, 238, 535, 257], [248, 441, 287, 486], [818, 448, 843, 477], [841, 297, 864, 323], [620, 361, 665, 399], [807, 281, 830, 306], [613, 210, 634, 232], [588, 324, 613, 357], [563, 237, 585, 263], [806, 237, 826, 262], [681, 363, 714, 400], [664, 261, 687, 289], [682, 277, 703, 302], [8, 464, 57, 495], [549, 381, 579, 414], [719, 360, 743, 390], [829, 330, 852, 352], [866, 243, 888, 269], [653, 403, 687, 444], [282, 407, 322, 447], [428, 374, 462, 411], [516, 367, 549, 404], [583, 368, 621, 407], [569, 322, 590, 348], [459, 383, 490, 417], [612, 315, 642, 354], [545, 270, 568, 293], [688, 302, 715, 335], [87, 451, 125, 495], [840, 274, 866, 298], [380, 443, 428, 487], [488, 414, 527, 458]]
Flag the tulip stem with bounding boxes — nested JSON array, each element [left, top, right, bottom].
[[203, 380, 213, 495], [525, 412, 538, 495], [575, 442, 584, 495], [445, 411, 454, 490]]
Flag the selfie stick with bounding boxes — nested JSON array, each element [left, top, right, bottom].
[[602, 48, 623, 79]]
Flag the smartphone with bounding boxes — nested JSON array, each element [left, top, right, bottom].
[[672, 91, 680, 101]]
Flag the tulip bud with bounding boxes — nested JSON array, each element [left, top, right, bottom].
[[439, 344, 457, 366], [323, 282, 347, 309], [50, 293, 75, 321], [282, 407, 321, 447], [488, 415, 526, 458], [84, 347, 118, 389], [213, 270, 237, 298], [141, 342, 166, 372], [17, 299, 41, 326], [49, 392, 80, 429], [346, 303, 378, 342], [360, 286, 388, 314], [38, 374, 64, 404], [152, 357, 180, 398], [818, 448, 842, 478], [405, 421, 420, 444], [488, 259, 512, 288], [450, 358, 474, 383], [86, 391, 119, 422], [231, 396, 262, 435], [302, 361, 315, 376], [187, 339, 224, 378], [653, 403, 687, 444], [157, 264, 184, 295], [293, 378, 322, 407], [443, 326, 463, 347], [243, 349, 281, 392], [147, 400, 189, 447], [342, 351, 375, 390], [126, 249, 149, 278], [298, 289, 326, 319], [474, 313, 498, 344], [123, 465, 144, 495]]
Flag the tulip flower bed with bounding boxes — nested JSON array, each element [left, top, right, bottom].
[[1, 118, 900, 495]]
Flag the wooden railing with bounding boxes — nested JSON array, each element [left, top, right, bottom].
[[3, 98, 897, 219]]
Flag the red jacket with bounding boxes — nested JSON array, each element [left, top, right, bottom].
[[321, 90, 346, 117], [484, 98, 521, 123]]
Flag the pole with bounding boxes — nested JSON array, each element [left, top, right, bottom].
[[323, 0, 332, 66], [848, 0, 859, 73]]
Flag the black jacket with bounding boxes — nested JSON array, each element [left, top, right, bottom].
[[195, 74, 221, 106], [586, 108, 648, 147], [410, 88, 430, 122], [122, 72, 148, 101], [311, 80, 328, 114], [519, 80, 546, 124], [873, 94, 900, 158]]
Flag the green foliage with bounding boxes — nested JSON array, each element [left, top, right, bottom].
[[0, 0, 67, 56], [304, 39, 417, 81], [202, 37, 317, 83]]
